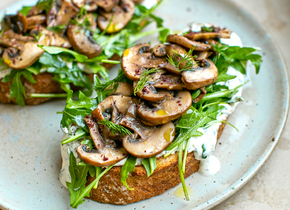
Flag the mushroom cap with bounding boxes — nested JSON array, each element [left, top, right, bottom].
[[2, 42, 43, 69], [67, 14, 102, 58], [166, 34, 211, 51], [1, 12, 28, 34], [72, 0, 98, 11], [121, 43, 167, 80], [92, 95, 137, 122], [184, 27, 231, 40], [181, 59, 218, 90], [77, 144, 128, 167], [0, 30, 35, 50], [153, 74, 185, 90], [111, 82, 134, 96], [47, 0, 78, 27], [96, 0, 120, 12], [84, 115, 105, 150], [30, 26, 71, 48], [137, 90, 192, 126], [97, 0, 134, 33], [123, 122, 175, 158], [194, 51, 213, 61], [153, 44, 167, 57], [134, 81, 167, 102], [26, 15, 46, 30]]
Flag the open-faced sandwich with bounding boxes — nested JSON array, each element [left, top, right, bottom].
[[0, 0, 167, 105], [59, 23, 262, 208]]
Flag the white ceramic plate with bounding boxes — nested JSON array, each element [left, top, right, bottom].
[[0, 0, 289, 210]]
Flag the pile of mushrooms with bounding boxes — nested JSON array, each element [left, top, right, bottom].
[[0, 0, 137, 69], [76, 25, 232, 166]]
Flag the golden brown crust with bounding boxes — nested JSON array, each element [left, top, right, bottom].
[[86, 121, 228, 204]]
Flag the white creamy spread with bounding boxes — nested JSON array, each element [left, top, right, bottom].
[[0, 68, 12, 79], [59, 25, 245, 186]]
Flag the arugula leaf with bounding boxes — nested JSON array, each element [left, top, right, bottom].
[[120, 155, 137, 190], [19, 6, 32, 16], [36, 0, 56, 12], [38, 45, 88, 62], [178, 143, 190, 201], [46, 25, 67, 33], [142, 157, 157, 177], [212, 44, 262, 74], [67, 151, 113, 208], [98, 119, 132, 135], [2, 69, 37, 106], [60, 91, 98, 130], [62, 128, 87, 145]]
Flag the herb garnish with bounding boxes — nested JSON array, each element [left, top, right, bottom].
[[167, 49, 197, 71], [98, 119, 132, 136], [133, 68, 161, 95]]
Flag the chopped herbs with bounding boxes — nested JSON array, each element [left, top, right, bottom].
[[167, 49, 197, 72], [133, 68, 161, 95], [98, 119, 132, 136]]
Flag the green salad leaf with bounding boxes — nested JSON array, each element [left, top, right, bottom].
[[120, 155, 137, 190], [142, 157, 157, 177]]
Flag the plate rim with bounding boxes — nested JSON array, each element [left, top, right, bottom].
[[0, 0, 289, 210]]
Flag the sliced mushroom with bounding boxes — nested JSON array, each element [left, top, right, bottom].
[[111, 82, 134, 96], [30, 26, 71, 48], [122, 121, 175, 158], [119, 103, 175, 158], [120, 104, 155, 139], [97, 0, 134, 33], [0, 30, 35, 49], [47, 0, 78, 27], [96, 0, 120, 11], [67, 14, 102, 58], [77, 144, 128, 166], [194, 51, 213, 61], [1, 12, 27, 34], [153, 44, 167, 57], [134, 81, 167, 102], [184, 27, 231, 40], [77, 115, 127, 167], [84, 115, 105, 150], [2, 42, 43, 69], [72, 0, 98, 11], [182, 59, 218, 90], [122, 43, 167, 80], [137, 90, 192, 126], [153, 74, 185, 90], [92, 95, 137, 123], [26, 15, 46, 30], [166, 34, 211, 51]]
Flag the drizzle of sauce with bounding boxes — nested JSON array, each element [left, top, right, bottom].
[[164, 128, 174, 142], [156, 109, 168, 116], [174, 185, 193, 199]]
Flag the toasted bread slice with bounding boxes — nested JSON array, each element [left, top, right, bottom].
[[85, 121, 227, 204], [0, 54, 120, 105]]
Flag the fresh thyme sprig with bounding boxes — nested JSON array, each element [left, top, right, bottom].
[[133, 68, 161, 95], [167, 49, 197, 72], [98, 119, 132, 136]]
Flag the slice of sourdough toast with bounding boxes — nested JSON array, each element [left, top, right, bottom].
[[85, 121, 227, 204], [0, 54, 120, 105]]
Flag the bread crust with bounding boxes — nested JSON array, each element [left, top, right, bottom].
[[86, 121, 227, 204], [0, 54, 120, 105]]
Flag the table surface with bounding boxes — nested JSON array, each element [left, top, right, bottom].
[[0, 0, 289, 209]]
